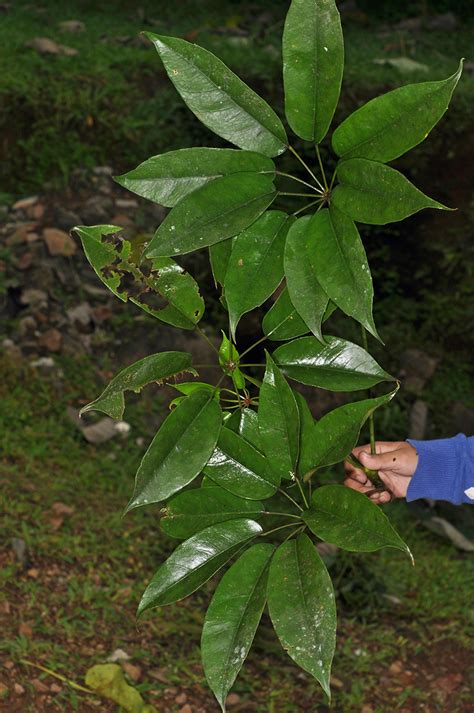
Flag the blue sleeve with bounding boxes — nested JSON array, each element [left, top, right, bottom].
[[405, 434, 474, 505]]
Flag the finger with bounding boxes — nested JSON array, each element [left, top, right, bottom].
[[358, 448, 405, 472], [343, 477, 372, 494], [352, 441, 405, 458]]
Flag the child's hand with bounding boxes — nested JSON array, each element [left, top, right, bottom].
[[344, 441, 418, 504]]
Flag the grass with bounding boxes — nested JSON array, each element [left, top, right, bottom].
[[1, 353, 473, 711], [2, 0, 473, 194]]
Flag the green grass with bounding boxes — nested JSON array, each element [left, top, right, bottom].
[[1, 353, 473, 711]]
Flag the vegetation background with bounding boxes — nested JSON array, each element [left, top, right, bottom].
[[1, 1, 473, 711]]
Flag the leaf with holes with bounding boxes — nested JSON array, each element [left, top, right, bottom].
[[80, 352, 195, 419]]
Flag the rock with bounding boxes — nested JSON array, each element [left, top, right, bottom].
[[25, 37, 78, 56], [329, 676, 344, 690], [122, 662, 142, 682], [93, 165, 114, 176], [81, 195, 114, 224], [58, 20, 85, 33], [20, 288, 48, 306], [54, 207, 81, 231], [38, 328, 62, 352], [13, 683, 25, 695], [50, 682, 62, 693], [26, 231, 40, 243], [399, 349, 438, 382], [11, 537, 27, 565], [31, 678, 49, 693], [27, 203, 45, 220], [423, 517, 474, 552], [27, 567, 40, 578], [19, 622, 33, 638], [51, 502, 74, 516], [6, 222, 38, 244], [31, 356, 56, 370], [179, 706, 192, 713], [115, 198, 138, 209], [450, 402, 474, 436], [67, 302, 92, 327], [388, 660, 403, 675], [12, 196, 38, 210], [19, 315, 37, 336], [106, 648, 131, 663], [226, 693, 241, 705], [408, 399, 428, 440], [83, 283, 110, 299], [43, 228, 77, 256], [82, 417, 128, 444], [175, 692, 187, 704]]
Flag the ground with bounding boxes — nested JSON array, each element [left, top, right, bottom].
[[1, 1, 474, 711]]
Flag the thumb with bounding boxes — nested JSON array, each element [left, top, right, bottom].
[[358, 450, 397, 471]]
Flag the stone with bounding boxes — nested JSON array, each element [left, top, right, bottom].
[[25, 37, 78, 56], [12, 196, 38, 210], [81, 195, 114, 223], [115, 198, 138, 209], [54, 207, 81, 231], [122, 662, 141, 682], [83, 283, 110, 299], [67, 302, 92, 327], [82, 418, 122, 444], [175, 692, 187, 704], [2, 339, 22, 360], [31, 356, 55, 369], [11, 537, 27, 565], [51, 502, 74, 515], [31, 678, 49, 693], [226, 693, 241, 705], [13, 683, 25, 695], [58, 20, 85, 33], [38, 328, 62, 352], [179, 706, 192, 713], [16, 252, 33, 270], [50, 682, 62, 693], [27, 203, 45, 220], [408, 399, 428, 440], [43, 228, 77, 256], [26, 232, 40, 243], [106, 648, 131, 663]]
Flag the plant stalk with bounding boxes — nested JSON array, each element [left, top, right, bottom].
[[288, 145, 326, 192]]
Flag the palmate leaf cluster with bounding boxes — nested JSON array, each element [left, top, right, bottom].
[[73, 0, 461, 707]]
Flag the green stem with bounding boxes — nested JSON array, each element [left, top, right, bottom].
[[263, 511, 303, 520], [288, 145, 326, 192], [279, 488, 304, 512], [240, 334, 269, 359], [278, 191, 322, 198], [276, 170, 322, 193], [281, 524, 305, 545], [242, 372, 262, 388], [360, 326, 376, 456], [239, 363, 265, 368], [329, 167, 338, 191], [193, 364, 222, 369], [295, 478, 309, 509], [20, 660, 94, 694], [195, 325, 219, 356], [315, 145, 329, 191], [292, 198, 322, 217], [260, 522, 299, 538]]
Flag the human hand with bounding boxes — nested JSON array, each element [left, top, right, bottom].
[[344, 441, 418, 504]]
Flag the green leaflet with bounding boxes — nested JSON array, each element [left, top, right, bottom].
[[115, 148, 275, 207], [274, 336, 394, 391], [126, 390, 222, 511], [262, 286, 310, 341], [138, 519, 262, 614], [283, 0, 344, 143], [209, 239, 234, 292], [307, 207, 379, 339], [284, 215, 330, 342], [225, 211, 292, 339], [267, 534, 336, 696], [80, 352, 195, 419], [204, 427, 279, 500], [145, 173, 277, 258], [202, 544, 274, 711], [146, 33, 287, 157], [303, 485, 412, 559], [332, 61, 463, 162], [73, 225, 204, 329], [293, 391, 316, 478], [161, 487, 264, 539], [258, 352, 300, 480], [229, 408, 262, 452], [301, 388, 398, 472], [332, 159, 450, 225]]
